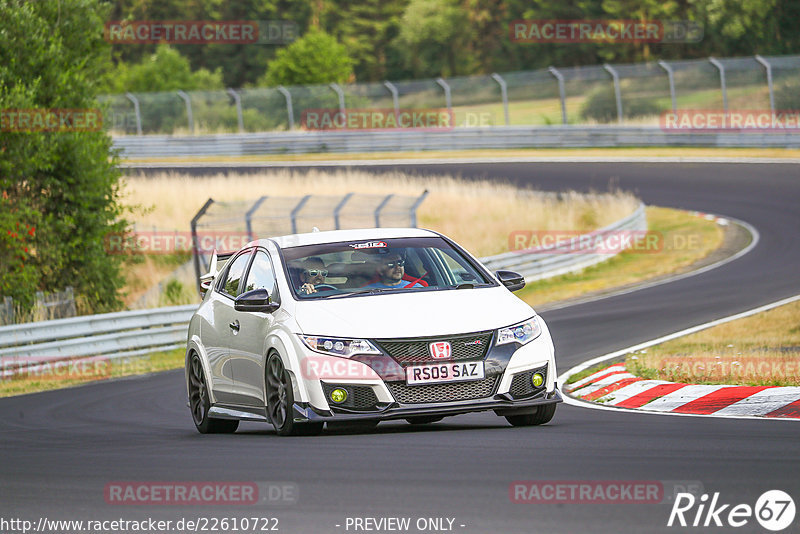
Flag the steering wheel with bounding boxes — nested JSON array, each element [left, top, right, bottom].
[[314, 284, 338, 292]]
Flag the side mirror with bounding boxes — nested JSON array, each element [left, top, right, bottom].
[[234, 288, 280, 313], [496, 270, 525, 292]]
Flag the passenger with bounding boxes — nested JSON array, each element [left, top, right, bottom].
[[364, 252, 423, 289], [299, 257, 329, 294]]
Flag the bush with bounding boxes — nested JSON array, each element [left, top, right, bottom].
[[103, 45, 224, 94], [0, 0, 128, 314], [259, 28, 353, 87], [580, 85, 665, 123]]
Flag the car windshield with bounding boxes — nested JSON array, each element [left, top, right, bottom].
[[281, 236, 493, 299]]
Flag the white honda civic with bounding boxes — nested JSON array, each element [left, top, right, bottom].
[[185, 228, 561, 436]]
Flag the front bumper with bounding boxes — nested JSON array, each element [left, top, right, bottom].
[[290, 386, 562, 422]]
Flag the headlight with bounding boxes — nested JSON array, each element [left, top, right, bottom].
[[496, 317, 542, 346], [299, 335, 381, 358]]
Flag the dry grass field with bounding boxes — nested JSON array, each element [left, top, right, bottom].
[[120, 169, 639, 258]]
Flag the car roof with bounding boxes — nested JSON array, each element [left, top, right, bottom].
[[251, 227, 439, 249]]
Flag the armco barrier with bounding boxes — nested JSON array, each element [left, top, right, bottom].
[[112, 127, 800, 158], [0, 305, 196, 370], [0, 204, 644, 364]]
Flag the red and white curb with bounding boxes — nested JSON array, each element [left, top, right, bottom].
[[564, 363, 800, 419], [690, 211, 730, 226], [557, 294, 800, 421]]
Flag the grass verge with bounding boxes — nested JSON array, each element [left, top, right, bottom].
[[516, 206, 725, 308], [626, 299, 800, 387], [564, 362, 620, 386], [0, 348, 185, 398]]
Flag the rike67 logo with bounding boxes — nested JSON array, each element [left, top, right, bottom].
[[668, 490, 795, 531]]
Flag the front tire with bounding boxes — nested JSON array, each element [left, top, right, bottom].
[[265, 352, 323, 436], [188, 353, 239, 434], [505, 403, 557, 427]]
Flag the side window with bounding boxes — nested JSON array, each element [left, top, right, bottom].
[[220, 251, 252, 297], [437, 249, 481, 284], [243, 251, 278, 299]]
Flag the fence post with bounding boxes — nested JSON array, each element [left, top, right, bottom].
[[333, 193, 353, 230], [64, 287, 76, 318], [436, 78, 452, 114], [754, 55, 775, 113], [709, 57, 728, 117], [658, 60, 677, 114], [383, 81, 400, 122], [191, 198, 216, 295], [176, 90, 194, 134], [291, 195, 311, 234], [227, 88, 244, 132], [374, 194, 394, 228], [329, 83, 346, 115], [245, 196, 268, 240], [125, 92, 142, 135], [277, 86, 294, 130], [548, 67, 567, 125], [603, 64, 623, 125], [34, 291, 45, 322], [409, 190, 429, 228], [2, 296, 13, 325], [490, 73, 510, 126]]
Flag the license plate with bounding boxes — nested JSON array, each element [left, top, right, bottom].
[[406, 361, 485, 385]]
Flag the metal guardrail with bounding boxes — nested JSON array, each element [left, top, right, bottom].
[[479, 203, 646, 281], [0, 205, 644, 367], [112, 127, 800, 158], [0, 305, 195, 371]]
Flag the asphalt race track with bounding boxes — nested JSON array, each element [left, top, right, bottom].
[[2, 162, 799, 534]]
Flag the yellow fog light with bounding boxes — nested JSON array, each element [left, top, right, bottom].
[[531, 373, 544, 388], [330, 388, 348, 403]]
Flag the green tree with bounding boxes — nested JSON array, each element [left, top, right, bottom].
[[323, 0, 408, 81], [259, 27, 353, 86], [107, 0, 312, 87], [393, 0, 474, 78], [102, 45, 224, 93], [0, 0, 128, 314]]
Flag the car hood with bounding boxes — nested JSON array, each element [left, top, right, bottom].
[[292, 286, 535, 338]]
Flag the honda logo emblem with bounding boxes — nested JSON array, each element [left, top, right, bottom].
[[429, 341, 451, 359]]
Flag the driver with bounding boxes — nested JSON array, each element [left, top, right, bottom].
[[364, 252, 423, 289], [299, 257, 330, 294]]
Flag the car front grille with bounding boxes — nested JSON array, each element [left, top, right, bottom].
[[386, 375, 499, 404], [509, 366, 547, 399], [321, 382, 380, 411], [375, 331, 493, 366]]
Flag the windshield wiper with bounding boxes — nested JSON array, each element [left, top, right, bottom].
[[318, 288, 393, 299], [454, 283, 475, 289]]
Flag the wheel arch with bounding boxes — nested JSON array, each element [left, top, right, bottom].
[[185, 336, 218, 405]]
